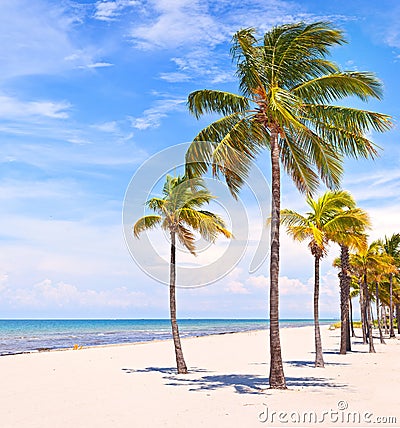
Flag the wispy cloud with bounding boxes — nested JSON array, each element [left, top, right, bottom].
[[123, 0, 352, 83], [0, 0, 120, 79], [130, 97, 186, 130], [160, 51, 235, 84], [0, 94, 71, 119], [94, 0, 139, 21], [80, 62, 114, 69]]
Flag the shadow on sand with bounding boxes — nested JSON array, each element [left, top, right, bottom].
[[122, 367, 347, 394], [285, 360, 349, 367], [122, 366, 209, 375]]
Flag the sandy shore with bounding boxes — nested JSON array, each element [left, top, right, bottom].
[[1, 325, 399, 427]]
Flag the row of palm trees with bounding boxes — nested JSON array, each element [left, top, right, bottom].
[[133, 21, 393, 388], [344, 235, 400, 348], [281, 191, 400, 366]]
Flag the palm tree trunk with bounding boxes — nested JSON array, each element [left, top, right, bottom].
[[363, 274, 375, 353], [268, 128, 286, 389], [396, 303, 400, 334], [339, 244, 351, 354], [359, 281, 367, 344], [383, 306, 389, 335], [346, 306, 351, 350], [375, 282, 386, 344], [370, 303, 375, 327], [349, 297, 355, 337], [169, 231, 187, 374], [314, 255, 324, 368], [389, 273, 395, 338]]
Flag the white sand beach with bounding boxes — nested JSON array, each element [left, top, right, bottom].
[[1, 325, 399, 427]]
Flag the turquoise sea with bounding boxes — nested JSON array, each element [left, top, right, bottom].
[[0, 319, 336, 356]]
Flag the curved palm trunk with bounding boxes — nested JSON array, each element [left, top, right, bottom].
[[169, 231, 188, 374], [363, 273, 375, 353], [314, 256, 324, 367], [389, 274, 395, 338], [375, 282, 386, 344], [268, 129, 286, 389], [339, 244, 351, 354], [349, 297, 355, 337]]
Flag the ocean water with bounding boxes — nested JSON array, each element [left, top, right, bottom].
[[0, 319, 335, 356]]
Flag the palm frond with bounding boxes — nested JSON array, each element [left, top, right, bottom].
[[187, 90, 249, 119], [176, 224, 197, 255], [146, 197, 168, 213], [263, 22, 345, 86], [279, 135, 320, 195], [293, 72, 384, 103], [285, 125, 344, 191], [231, 28, 266, 97], [281, 209, 308, 227], [133, 215, 162, 238], [176, 208, 231, 242]]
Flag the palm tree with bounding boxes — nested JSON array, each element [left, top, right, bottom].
[[185, 22, 391, 388], [282, 190, 368, 367], [380, 234, 400, 338], [133, 175, 231, 374], [331, 207, 370, 354]]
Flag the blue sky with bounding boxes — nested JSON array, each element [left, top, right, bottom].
[[0, 0, 399, 319]]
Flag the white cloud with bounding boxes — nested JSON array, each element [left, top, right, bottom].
[[159, 51, 235, 84], [82, 62, 114, 69], [125, 0, 349, 83], [280, 276, 311, 296], [246, 275, 268, 289], [225, 280, 250, 294], [319, 270, 340, 298], [130, 98, 186, 130], [159, 72, 192, 82], [0, 95, 71, 120], [94, 0, 139, 21], [224, 268, 250, 294], [6, 279, 145, 309], [129, 0, 227, 50]]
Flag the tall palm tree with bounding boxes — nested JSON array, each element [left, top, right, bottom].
[[331, 221, 370, 354], [380, 234, 400, 338], [185, 22, 391, 388], [281, 190, 368, 367], [331, 207, 370, 354], [133, 175, 231, 374]]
